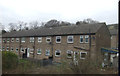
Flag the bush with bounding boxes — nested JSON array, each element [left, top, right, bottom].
[[2, 51, 18, 70]]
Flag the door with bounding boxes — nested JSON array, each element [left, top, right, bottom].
[[27, 48, 30, 57]]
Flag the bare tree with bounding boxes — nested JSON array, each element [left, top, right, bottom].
[[29, 21, 39, 29]]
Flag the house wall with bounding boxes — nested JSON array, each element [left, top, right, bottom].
[[111, 35, 118, 49], [95, 25, 111, 62], [2, 34, 96, 62]]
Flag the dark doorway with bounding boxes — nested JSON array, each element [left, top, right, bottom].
[[23, 48, 27, 58]]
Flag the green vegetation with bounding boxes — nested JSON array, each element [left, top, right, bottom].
[[2, 51, 18, 70]]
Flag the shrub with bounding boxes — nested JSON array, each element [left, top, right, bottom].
[[2, 51, 18, 70]]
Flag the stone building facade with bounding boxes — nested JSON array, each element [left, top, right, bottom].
[[1, 23, 111, 62]]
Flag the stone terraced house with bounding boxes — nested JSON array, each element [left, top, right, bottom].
[[1, 23, 111, 63]]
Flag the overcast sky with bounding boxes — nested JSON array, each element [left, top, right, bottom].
[[0, 0, 118, 29]]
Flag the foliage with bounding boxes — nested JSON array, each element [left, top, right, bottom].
[[2, 51, 18, 69]]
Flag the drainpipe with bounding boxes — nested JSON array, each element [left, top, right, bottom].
[[19, 37, 21, 59], [33, 37, 36, 59], [89, 28, 91, 58]]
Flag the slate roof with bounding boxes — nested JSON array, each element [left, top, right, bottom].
[[2, 23, 105, 38]]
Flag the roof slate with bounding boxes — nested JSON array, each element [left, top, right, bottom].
[[2, 23, 105, 37]]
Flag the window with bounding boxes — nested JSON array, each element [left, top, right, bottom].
[[55, 50, 61, 57], [80, 52, 87, 59], [0, 46, 1, 51], [3, 39, 5, 43], [16, 48, 18, 52], [11, 38, 14, 42], [21, 48, 24, 52], [46, 50, 50, 56], [80, 36, 83, 43], [46, 37, 51, 43], [56, 36, 61, 43], [2, 46, 5, 51], [67, 36, 73, 43], [30, 49, 34, 54], [66, 50, 73, 58], [11, 47, 14, 51], [21, 37, 25, 42], [37, 49, 41, 54], [7, 38, 10, 42], [85, 35, 89, 43], [38, 37, 42, 43], [30, 37, 34, 42], [16, 38, 19, 42], [6, 46, 9, 51]]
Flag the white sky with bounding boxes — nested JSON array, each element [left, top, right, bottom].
[[0, 0, 118, 29]]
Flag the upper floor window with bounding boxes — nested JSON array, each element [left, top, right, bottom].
[[80, 52, 87, 59], [80, 36, 83, 43], [21, 37, 25, 42], [56, 36, 61, 43], [37, 49, 41, 54], [16, 38, 19, 42], [85, 35, 89, 43], [11, 38, 14, 42], [67, 36, 73, 43], [7, 38, 10, 42], [46, 37, 51, 43], [55, 50, 61, 57], [46, 49, 50, 56], [30, 37, 34, 42], [38, 37, 42, 43], [66, 50, 73, 58]]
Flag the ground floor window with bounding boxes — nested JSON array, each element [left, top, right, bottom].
[[80, 52, 87, 59], [16, 48, 18, 52], [67, 50, 73, 58], [11, 47, 14, 51], [46, 50, 50, 56], [21, 48, 24, 52], [30, 49, 34, 54], [6, 46, 9, 51], [37, 49, 41, 54], [55, 50, 61, 57]]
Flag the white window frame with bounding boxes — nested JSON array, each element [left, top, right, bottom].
[[46, 37, 51, 43], [3, 39, 6, 43], [7, 38, 10, 42], [11, 38, 14, 42], [2, 46, 5, 51], [56, 36, 61, 43], [67, 36, 73, 43], [21, 48, 24, 52], [6, 46, 9, 51], [16, 48, 18, 52], [30, 37, 34, 42], [85, 35, 89, 43], [11, 47, 14, 51], [80, 52, 87, 59], [66, 50, 73, 58], [55, 50, 61, 57], [21, 37, 25, 42], [30, 49, 34, 54], [16, 38, 19, 42], [80, 36, 84, 43], [38, 37, 42, 43], [45, 49, 50, 56], [37, 49, 42, 54]]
